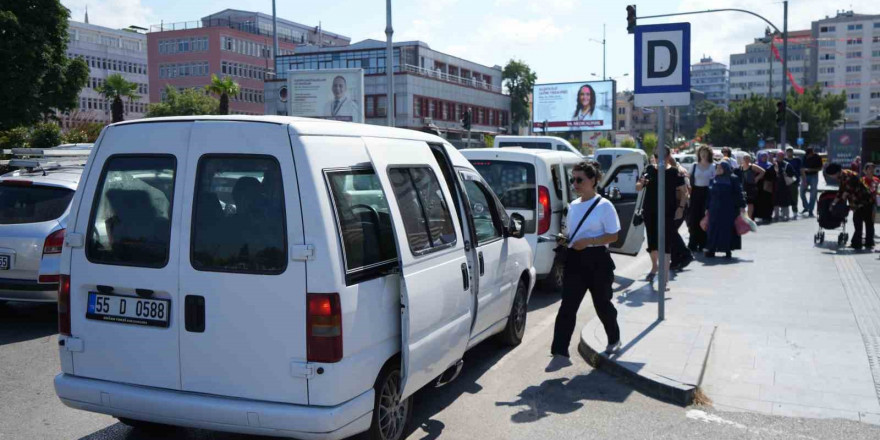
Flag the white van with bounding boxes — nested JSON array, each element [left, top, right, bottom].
[[461, 148, 647, 291], [593, 148, 646, 173], [53, 116, 536, 440], [492, 135, 583, 157]]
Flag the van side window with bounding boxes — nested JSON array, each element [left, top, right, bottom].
[[461, 178, 502, 245], [551, 167, 563, 200], [608, 164, 639, 195], [325, 168, 398, 283], [388, 167, 457, 255], [191, 155, 287, 274], [86, 155, 176, 268], [471, 160, 537, 233]]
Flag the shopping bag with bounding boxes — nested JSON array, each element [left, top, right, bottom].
[[735, 214, 752, 235]]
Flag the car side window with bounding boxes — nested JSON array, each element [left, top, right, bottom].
[[86, 155, 176, 268], [551, 166, 563, 200], [388, 167, 457, 255], [190, 155, 287, 274], [325, 168, 398, 284], [608, 164, 640, 196], [461, 177, 502, 245]]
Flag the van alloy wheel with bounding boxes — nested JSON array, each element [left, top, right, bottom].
[[377, 370, 408, 440], [512, 284, 527, 338]]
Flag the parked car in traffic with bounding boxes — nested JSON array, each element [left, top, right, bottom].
[[0, 145, 92, 304], [53, 116, 536, 440], [593, 148, 644, 173], [491, 135, 584, 156]]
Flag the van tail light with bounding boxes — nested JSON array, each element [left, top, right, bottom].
[[58, 275, 71, 336], [307, 293, 342, 363], [538, 186, 551, 235], [43, 228, 65, 255]]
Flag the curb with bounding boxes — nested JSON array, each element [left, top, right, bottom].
[[577, 318, 696, 406]]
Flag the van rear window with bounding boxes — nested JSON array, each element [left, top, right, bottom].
[[0, 184, 73, 225], [86, 156, 176, 268], [470, 160, 536, 232], [499, 141, 552, 150]]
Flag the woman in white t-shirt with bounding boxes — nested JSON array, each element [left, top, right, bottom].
[[547, 162, 622, 371]]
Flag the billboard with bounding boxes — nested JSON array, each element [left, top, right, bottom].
[[827, 128, 862, 166], [287, 68, 364, 123], [533, 80, 615, 132]]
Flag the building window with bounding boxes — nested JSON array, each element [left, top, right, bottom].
[[870, 92, 880, 99], [849, 93, 861, 100], [846, 52, 862, 59], [820, 26, 836, 32], [847, 24, 863, 31], [846, 106, 860, 114], [846, 38, 863, 45], [847, 65, 862, 73]]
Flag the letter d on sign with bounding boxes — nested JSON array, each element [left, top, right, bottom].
[[647, 40, 677, 79]]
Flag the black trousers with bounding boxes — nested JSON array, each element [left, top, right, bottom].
[[852, 205, 876, 248], [551, 247, 620, 357], [670, 217, 691, 266]]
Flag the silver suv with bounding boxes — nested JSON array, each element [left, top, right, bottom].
[[0, 146, 90, 303]]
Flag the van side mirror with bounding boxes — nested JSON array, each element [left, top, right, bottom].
[[608, 186, 622, 201], [506, 213, 525, 239]]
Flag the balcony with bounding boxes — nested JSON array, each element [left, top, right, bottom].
[[402, 64, 504, 94], [148, 19, 299, 44]]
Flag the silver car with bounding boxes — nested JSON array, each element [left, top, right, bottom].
[[0, 164, 82, 303]]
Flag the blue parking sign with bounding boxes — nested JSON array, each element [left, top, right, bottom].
[[797, 137, 804, 146], [758, 139, 766, 148]]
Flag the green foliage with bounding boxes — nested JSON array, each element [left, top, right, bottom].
[[0, 1, 89, 130], [785, 85, 845, 146], [96, 74, 140, 122], [147, 86, 219, 117], [62, 129, 89, 144], [76, 122, 106, 142], [30, 122, 63, 149], [205, 75, 241, 115], [0, 127, 31, 149], [620, 138, 636, 149], [502, 60, 537, 129], [568, 136, 582, 153], [642, 133, 658, 157], [597, 138, 613, 149], [482, 134, 494, 148]]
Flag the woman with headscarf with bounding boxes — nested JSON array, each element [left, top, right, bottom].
[[753, 152, 775, 222], [705, 161, 746, 259], [772, 151, 795, 221]]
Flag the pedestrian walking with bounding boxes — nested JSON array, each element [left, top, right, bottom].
[[772, 152, 796, 221], [671, 159, 694, 271], [754, 152, 775, 222], [786, 147, 802, 217], [800, 147, 822, 217], [547, 161, 622, 371], [687, 146, 714, 251], [825, 163, 876, 250], [637, 148, 688, 284], [721, 147, 738, 169], [704, 162, 746, 259], [735, 154, 765, 220]]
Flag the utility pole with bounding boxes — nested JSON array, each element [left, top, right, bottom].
[[603, 23, 606, 80], [272, 0, 279, 74], [658, 106, 667, 315], [779, 0, 789, 149], [385, 0, 395, 127]]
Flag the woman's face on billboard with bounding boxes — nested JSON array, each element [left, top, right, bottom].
[[579, 87, 591, 107]]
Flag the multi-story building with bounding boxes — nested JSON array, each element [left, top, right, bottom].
[[147, 9, 349, 115], [810, 11, 880, 128], [266, 39, 510, 147], [729, 30, 812, 101], [63, 19, 149, 128], [691, 56, 729, 108], [615, 91, 633, 133]]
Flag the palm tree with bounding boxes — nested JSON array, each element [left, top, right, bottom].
[[206, 75, 240, 115], [96, 74, 139, 123]]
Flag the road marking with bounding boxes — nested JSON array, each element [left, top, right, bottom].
[[686, 409, 747, 429]]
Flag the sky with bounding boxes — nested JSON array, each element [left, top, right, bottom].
[[62, 0, 877, 91]]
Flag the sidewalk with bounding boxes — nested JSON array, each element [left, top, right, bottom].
[[580, 215, 880, 424]]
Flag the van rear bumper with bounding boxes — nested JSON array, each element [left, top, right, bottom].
[[54, 374, 373, 440]]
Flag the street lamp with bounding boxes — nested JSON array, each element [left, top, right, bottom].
[[587, 24, 606, 80], [591, 73, 629, 81]]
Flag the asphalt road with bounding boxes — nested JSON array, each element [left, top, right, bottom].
[[2, 252, 879, 440]]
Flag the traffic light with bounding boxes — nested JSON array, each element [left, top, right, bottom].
[[776, 101, 785, 127], [626, 5, 637, 34], [461, 109, 472, 130]]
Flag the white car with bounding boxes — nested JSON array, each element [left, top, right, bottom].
[[53, 116, 536, 440], [462, 148, 647, 291], [492, 135, 584, 156], [593, 148, 646, 173]]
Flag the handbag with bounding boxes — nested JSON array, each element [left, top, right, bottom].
[[633, 208, 644, 226], [784, 173, 795, 186], [734, 214, 752, 235], [554, 196, 602, 264]]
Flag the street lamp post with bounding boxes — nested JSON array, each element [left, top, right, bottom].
[[779, 0, 789, 149], [588, 24, 606, 80], [385, 0, 395, 127]]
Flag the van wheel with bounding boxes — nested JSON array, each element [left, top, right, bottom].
[[368, 363, 412, 440], [498, 280, 528, 346], [116, 417, 174, 434]]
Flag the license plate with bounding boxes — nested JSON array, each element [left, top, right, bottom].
[[87, 292, 170, 328], [0, 255, 8, 270]]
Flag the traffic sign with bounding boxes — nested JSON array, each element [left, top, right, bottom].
[[634, 23, 691, 107], [797, 137, 804, 146], [758, 139, 766, 148]]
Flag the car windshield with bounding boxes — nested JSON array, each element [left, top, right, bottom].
[[596, 155, 614, 172], [0, 183, 73, 224]]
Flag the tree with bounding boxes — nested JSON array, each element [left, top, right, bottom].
[[0, 127, 31, 149], [785, 85, 845, 146], [620, 138, 636, 149], [0, 0, 89, 130], [146, 86, 219, 117], [502, 60, 537, 131], [205, 75, 240, 115], [30, 122, 63, 149], [96, 74, 140, 123], [62, 129, 89, 144], [642, 132, 658, 157], [482, 134, 494, 148], [597, 138, 613, 149]]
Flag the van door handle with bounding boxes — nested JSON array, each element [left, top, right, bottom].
[[461, 263, 469, 291], [478, 252, 484, 276], [185, 295, 205, 333]]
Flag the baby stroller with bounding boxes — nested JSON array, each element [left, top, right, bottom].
[[814, 191, 849, 246]]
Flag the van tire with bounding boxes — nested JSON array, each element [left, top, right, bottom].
[[367, 362, 412, 440], [497, 280, 528, 346], [116, 417, 175, 434]]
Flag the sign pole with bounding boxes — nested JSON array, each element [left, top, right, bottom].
[[779, 0, 788, 148], [657, 105, 666, 320]]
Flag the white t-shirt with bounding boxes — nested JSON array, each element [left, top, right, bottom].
[[565, 195, 621, 248], [691, 163, 715, 187]]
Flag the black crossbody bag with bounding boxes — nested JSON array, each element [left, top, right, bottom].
[[554, 196, 602, 264]]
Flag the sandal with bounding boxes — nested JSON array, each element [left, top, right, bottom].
[[645, 272, 657, 282]]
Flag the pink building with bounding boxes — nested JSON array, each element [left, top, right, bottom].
[[148, 9, 349, 115]]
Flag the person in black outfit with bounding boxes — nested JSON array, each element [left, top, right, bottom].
[[547, 162, 623, 371], [671, 159, 693, 271], [636, 148, 688, 284]]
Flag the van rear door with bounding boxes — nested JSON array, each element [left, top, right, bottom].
[[604, 154, 646, 255], [68, 122, 188, 390], [364, 137, 472, 400], [177, 121, 308, 404]]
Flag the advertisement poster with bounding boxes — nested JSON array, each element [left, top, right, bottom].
[[582, 132, 604, 155], [827, 129, 862, 166], [533, 81, 615, 132], [287, 68, 364, 123]]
